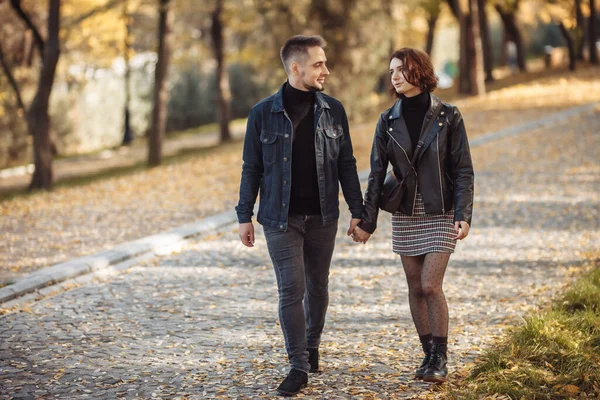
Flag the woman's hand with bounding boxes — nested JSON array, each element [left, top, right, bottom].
[[454, 221, 470, 240], [352, 226, 372, 244]]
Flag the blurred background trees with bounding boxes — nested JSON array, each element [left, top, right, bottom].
[[0, 0, 598, 189]]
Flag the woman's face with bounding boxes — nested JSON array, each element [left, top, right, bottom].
[[389, 57, 421, 97]]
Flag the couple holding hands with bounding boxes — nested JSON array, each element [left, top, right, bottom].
[[235, 35, 474, 396]]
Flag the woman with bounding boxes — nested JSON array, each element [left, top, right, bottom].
[[352, 48, 474, 383]]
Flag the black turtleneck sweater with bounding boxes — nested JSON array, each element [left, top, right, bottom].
[[401, 91, 430, 153], [283, 82, 321, 216]]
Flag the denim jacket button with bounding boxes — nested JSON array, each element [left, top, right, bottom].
[[279, 225, 284, 230], [388, 127, 393, 132], [283, 157, 288, 162], [284, 134, 289, 138]]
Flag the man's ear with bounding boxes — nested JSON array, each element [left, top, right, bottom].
[[291, 61, 300, 76]]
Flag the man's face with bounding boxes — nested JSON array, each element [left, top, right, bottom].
[[296, 46, 330, 91]]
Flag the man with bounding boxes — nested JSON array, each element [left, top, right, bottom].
[[235, 35, 363, 396]]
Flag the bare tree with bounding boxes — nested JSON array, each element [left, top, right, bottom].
[[3, 0, 126, 188], [575, 0, 586, 60], [8, 0, 61, 189], [122, 0, 134, 146], [0, 41, 27, 112], [446, 0, 471, 93], [495, 1, 526, 72], [421, 0, 442, 55], [9, 0, 45, 58], [210, 0, 232, 143], [446, 0, 488, 94], [478, 0, 494, 81], [148, 0, 173, 166], [470, 0, 486, 95], [590, 0, 598, 64], [558, 21, 577, 71]]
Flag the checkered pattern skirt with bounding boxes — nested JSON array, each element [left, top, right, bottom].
[[392, 191, 456, 256]]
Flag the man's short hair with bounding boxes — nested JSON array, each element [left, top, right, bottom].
[[280, 35, 327, 74]]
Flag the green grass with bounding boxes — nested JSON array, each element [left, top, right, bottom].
[[447, 259, 600, 400]]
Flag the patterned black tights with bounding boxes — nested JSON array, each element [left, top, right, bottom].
[[400, 253, 450, 338]]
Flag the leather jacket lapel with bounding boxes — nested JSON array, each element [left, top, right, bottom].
[[388, 100, 414, 160], [415, 95, 444, 165]]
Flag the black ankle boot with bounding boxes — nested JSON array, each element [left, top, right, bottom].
[[415, 341, 432, 379], [308, 348, 319, 373], [276, 369, 308, 396], [423, 344, 448, 383]]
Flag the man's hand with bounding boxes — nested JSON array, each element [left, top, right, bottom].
[[347, 218, 361, 236], [454, 221, 470, 240], [352, 226, 371, 244], [239, 222, 255, 247]]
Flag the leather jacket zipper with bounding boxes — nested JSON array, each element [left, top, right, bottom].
[[387, 132, 411, 164], [387, 131, 418, 215], [437, 133, 445, 211]]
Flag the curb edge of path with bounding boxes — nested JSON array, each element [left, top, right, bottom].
[[0, 211, 239, 304], [2, 101, 598, 305]]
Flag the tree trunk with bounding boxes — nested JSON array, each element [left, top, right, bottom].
[[465, 12, 476, 93], [477, 0, 494, 81], [495, 5, 527, 72], [447, 0, 472, 94], [559, 22, 577, 71], [469, 0, 486, 95], [425, 14, 438, 55], [590, 0, 598, 64], [122, 0, 133, 146], [211, 0, 232, 143], [10, 0, 45, 58], [575, 0, 586, 60], [23, 30, 34, 67], [27, 0, 60, 190], [0, 41, 27, 112], [148, 0, 173, 166]]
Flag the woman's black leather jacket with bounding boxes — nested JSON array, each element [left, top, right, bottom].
[[358, 94, 474, 234]]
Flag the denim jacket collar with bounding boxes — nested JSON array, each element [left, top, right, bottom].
[[271, 82, 331, 113]]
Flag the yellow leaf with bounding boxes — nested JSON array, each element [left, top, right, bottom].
[[562, 384, 580, 395]]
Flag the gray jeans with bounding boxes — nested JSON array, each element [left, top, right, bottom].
[[263, 214, 338, 373]]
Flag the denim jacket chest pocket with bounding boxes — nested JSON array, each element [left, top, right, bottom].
[[260, 130, 280, 165]]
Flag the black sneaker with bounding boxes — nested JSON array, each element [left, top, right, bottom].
[[276, 369, 308, 396], [422, 344, 448, 383], [308, 348, 319, 373]]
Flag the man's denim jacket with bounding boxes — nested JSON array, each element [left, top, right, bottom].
[[235, 83, 364, 231]]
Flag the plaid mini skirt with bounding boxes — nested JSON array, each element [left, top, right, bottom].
[[392, 191, 456, 256]]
